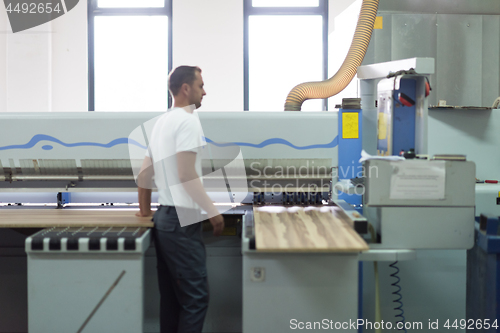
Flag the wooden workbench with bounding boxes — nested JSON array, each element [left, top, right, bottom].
[[254, 206, 368, 252], [0, 209, 154, 228]]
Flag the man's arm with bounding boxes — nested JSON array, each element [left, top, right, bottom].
[[136, 156, 154, 217], [177, 151, 224, 236]]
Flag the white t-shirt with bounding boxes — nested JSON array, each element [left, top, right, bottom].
[[147, 107, 205, 209]]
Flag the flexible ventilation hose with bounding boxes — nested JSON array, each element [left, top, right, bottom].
[[492, 96, 500, 109], [284, 0, 380, 111]]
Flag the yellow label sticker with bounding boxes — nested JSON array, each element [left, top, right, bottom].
[[378, 113, 387, 140], [374, 16, 383, 29], [342, 112, 359, 139]]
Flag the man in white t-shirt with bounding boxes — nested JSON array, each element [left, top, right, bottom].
[[136, 66, 224, 333]]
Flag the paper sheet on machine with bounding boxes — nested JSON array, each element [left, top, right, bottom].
[[389, 161, 446, 200]]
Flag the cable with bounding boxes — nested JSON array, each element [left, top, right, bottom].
[[389, 261, 407, 332], [374, 261, 381, 333], [368, 225, 407, 333]]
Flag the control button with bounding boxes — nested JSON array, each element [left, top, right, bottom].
[[49, 238, 61, 251], [67, 238, 79, 251], [31, 238, 44, 251], [124, 237, 136, 250], [106, 238, 118, 251], [89, 238, 101, 251]]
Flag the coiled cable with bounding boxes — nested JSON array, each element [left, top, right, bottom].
[[389, 261, 407, 332]]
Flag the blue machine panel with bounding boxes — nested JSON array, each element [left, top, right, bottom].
[[392, 79, 416, 155], [467, 219, 500, 330], [377, 78, 417, 156]]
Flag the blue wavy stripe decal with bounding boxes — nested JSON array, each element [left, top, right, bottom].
[[0, 134, 147, 151], [0, 134, 337, 151], [204, 136, 338, 150]]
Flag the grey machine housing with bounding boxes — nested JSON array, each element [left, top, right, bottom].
[[364, 159, 476, 249]]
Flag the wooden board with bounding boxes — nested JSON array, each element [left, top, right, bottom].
[[254, 207, 368, 253], [0, 209, 154, 228]]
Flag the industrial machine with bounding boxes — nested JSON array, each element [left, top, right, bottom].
[[0, 111, 355, 332], [355, 58, 477, 331], [0, 59, 484, 333]]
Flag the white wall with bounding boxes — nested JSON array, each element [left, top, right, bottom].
[[328, 0, 358, 34], [51, 0, 88, 111], [173, 0, 243, 112], [0, 0, 353, 112], [0, 1, 86, 112], [21, 0, 494, 113], [5, 22, 52, 112], [0, 7, 7, 113]]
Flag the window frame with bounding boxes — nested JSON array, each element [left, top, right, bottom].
[[243, 0, 328, 111], [87, 0, 173, 111]]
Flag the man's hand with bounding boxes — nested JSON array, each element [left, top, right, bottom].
[[209, 214, 224, 236], [136, 156, 154, 219], [136, 210, 153, 218]]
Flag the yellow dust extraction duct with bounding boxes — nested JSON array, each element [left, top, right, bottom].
[[284, 0, 380, 111]]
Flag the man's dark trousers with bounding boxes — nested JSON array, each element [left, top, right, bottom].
[[153, 205, 209, 333]]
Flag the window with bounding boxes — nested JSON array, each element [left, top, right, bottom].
[[88, 0, 172, 111], [252, 0, 319, 7], [244, 0, 328, 111]]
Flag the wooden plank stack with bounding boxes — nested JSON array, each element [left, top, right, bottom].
[[254, 206, 368, 253], [0, 209, 154, 228]]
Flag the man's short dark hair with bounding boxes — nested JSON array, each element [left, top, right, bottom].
[[168, 66, 202, 97]]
